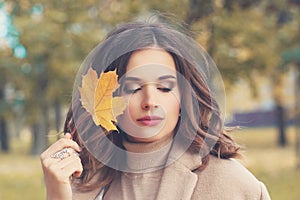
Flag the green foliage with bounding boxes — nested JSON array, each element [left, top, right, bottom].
[[2, 0, 296, 119], [0, 0, 299, 152], [189, 0, 300, 90]]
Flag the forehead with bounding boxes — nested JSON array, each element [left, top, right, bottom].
[[126, 48, 176, 72], [124, 48, 177, 81], [122, 65, 176, 84]]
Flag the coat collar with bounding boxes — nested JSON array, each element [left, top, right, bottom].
[[154, 141, 201, 200], [73, 141, 202, 200], [168, 138, 202, 171]]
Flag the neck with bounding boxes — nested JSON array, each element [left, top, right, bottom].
[[122, 134, 174, 172], [123, 134, 174, 153]]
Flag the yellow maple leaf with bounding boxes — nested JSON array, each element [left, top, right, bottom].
[[79, 69, 126, 132], [79, 68, 98, 123]]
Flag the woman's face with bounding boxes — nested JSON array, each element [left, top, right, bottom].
[[117, 48, 181, 143]]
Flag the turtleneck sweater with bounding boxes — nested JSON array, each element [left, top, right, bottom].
[[122, 134, 174, 172], [102, 134, 174, 200]]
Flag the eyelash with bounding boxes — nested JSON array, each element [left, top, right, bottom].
[[123, 86, 172, 94], [157, 87, 172, 92], [124, 87, 141, 94]]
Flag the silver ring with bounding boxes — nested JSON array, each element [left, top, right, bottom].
[[50, 148, 79, 160]]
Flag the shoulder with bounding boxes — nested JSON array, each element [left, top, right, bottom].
[[198, 155, 258, 183], [192, 155, 271, 200]]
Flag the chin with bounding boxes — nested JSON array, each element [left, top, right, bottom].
[[125, 132, 173, 143], [126, 135, 159, 143]]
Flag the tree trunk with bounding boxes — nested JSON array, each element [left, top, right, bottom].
[[0, 117, 9, 152], [54, 100, 61, 132], [295, 63, 300, 168], [0, 83, 9, 152], [31, 59, 50, 155], [276, 104, 287, 147], [31, 104, 49, 155], [185, 0, 214, 28], [54, 100, 62, 139], [273, 72, 287, 147]]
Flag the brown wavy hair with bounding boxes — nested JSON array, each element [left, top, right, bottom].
[[64, 22, 240, 192]]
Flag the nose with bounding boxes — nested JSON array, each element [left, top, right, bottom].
[[141, 85, 158, 110]]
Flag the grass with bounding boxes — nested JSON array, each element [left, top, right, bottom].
[[0, 130, 46, 200], [0, 126, 299, 199], [0, 154, 45, 200], [232, 126, 300, 200]]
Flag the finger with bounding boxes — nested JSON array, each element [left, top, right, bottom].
[[41, 147, 79, 169], [58, 154, 83, 179], [44, 154, 82, 182], [73, 170, 82, 178], [41, 138, 81, 160], [62, 155, 83, 177], [64, 133, 72, 139]]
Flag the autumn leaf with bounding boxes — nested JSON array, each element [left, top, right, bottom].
[[79, 69, 126, 132], [78, 68, 98, 123]]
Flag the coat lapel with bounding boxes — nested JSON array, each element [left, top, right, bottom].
[[154, 161, 198, 200], [155, 142, 202, 200]]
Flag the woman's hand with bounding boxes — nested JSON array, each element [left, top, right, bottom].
[[40, 133, 83, 200]]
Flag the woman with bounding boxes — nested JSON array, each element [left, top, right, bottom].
[[40, 22, 271, 200]]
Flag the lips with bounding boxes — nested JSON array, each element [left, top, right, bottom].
[[136, 116, 163, 126]]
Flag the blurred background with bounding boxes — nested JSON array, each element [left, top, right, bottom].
[[0, 0, 299, 199]]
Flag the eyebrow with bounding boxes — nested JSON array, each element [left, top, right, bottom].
[[158, 75, 176, 81], [123, 75, 177, 82], [123, 77, 141, 82]]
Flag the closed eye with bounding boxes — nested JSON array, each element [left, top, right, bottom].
[[122, 82, 142, 94], [123, 87, 141, 94], [157, 87, 172, 92], [157, 81, 175, 93]]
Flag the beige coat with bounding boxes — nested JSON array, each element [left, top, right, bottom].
[[73, 150, 271, 200]]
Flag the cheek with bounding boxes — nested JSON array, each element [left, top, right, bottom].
[[163, 97, 180, 119], [171, 102, 180, 118], [125, 95, 139, 118], [117, 100, 137, 128], [165, 90, 181, 116]]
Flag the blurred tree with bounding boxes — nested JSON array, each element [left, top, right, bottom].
[[0, 75, 9, 152], [273, 72, 287, 147], [277, 0, 300, 167], [0, 48, 24, 152], [0, 1, 26, 152], [9, 0, 159, 154], [184, 0, 300, 151], [10, 0, 108, 154], [281, 47, 300, 167], [3, 0, 299, 158], [0, 2, 10, 152], [188, 1, 281, 87]]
